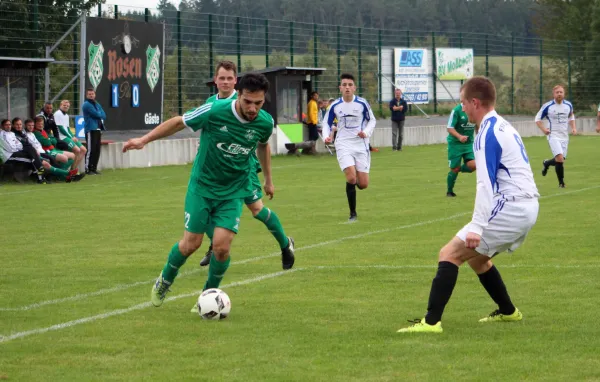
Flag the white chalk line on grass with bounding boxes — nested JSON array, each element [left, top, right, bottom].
[[1, 184, 598, 312], [308, 264, 599, 270], [0, 212, 468, 312], [2, 260, 596, 344], [0, 268, 301, 344]]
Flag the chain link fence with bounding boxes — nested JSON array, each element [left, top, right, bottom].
[[1, 2, 597, 120]]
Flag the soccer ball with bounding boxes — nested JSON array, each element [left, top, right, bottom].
[[197, 288, 231, 320]]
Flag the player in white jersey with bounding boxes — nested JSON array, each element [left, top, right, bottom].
[[322, 73, 376, 222], [398, 76, 540, 334], [535, 85, 576, 188]]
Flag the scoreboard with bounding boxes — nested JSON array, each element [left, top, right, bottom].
[[85, 18, 164, 130]]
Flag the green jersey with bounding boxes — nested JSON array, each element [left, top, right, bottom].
[[183, 99, 273, 200], [447, 104, 475, 145], [204, 92, 262, 173], [206, 92, 236, 103]]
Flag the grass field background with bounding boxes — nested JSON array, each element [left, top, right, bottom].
[[1, 136, 599, 381]]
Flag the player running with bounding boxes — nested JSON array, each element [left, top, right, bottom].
[[322, 73, 376, 222], [536, 85, 576, 188], [198, 61, 295, 269], [446, 103, 476, 197], [123, 73, 290, 309]]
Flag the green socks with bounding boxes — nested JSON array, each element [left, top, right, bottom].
[[49, 166, 69, 180], [203, 254, 231, 290], [161, 243, 188, 283], [255, 207, 289, 249], [460, 164, 473, 173], [447, 171, 458, 193]]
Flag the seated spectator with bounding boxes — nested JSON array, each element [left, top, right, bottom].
[[38, 102, 64, 148], [0, 119, 47, 183], [22, 118, 83, 182], [33, 116, 78, 174], [54, 99, 86, 173]]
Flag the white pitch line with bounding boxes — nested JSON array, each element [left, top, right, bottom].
[[308, 264, 599, 270], [1, 184, 598, 312], [0, 268, 301, 344], [0, 213, 468, 312]]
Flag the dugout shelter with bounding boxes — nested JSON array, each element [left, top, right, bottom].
[[205, 66, 326, 126]]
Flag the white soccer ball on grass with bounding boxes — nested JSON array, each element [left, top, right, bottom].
[[197, 288, 231, 320]]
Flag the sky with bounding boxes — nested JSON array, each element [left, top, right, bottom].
[[105, 0, 181, 12]]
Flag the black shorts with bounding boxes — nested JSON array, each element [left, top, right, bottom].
[[307, 124, 319, 141]]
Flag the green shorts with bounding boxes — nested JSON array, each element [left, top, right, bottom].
[[63, 138, 83, 150], [184, 191, 243, 234], [46, 149, 64, 160], [448, 143, 475, 169], [243, 171, 263, 205]]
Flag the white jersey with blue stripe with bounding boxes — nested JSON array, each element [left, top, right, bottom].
[[534, 99, 574, 141], [322, 96, 376, 147], [468, 110, 539, 236]]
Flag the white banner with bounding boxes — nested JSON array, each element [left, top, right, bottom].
[[394, 48, 430, 104], [436, 48, 474, 81]]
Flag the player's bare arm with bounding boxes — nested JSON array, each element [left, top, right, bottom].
[[257, 142, 274, 199], [447, 127, 468, 143], [568, 112, 577, 135], [535, 120, 550, 135], [123, 116, 185, 152]]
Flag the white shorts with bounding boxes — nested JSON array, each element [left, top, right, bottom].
[[548, 137, 568, 158], [456, 198, 539, 257], [336, 144, 371, 173]]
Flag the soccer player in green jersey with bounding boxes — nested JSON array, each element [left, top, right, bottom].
[[123, 73, 292, 308], [446, 103, 476, 197], [198, 61, 295, 268]]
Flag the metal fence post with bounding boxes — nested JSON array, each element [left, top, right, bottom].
[[114, 5, 118, 20], [209, 14, 214, 93], [313, 23, 318, 91], [378, 29, 383, 116], [358, 27, 362, 96], [290, 22, 294, 67], [406, 30, 410, 47], [337, 25, 341, 79], [485, 34, 489, 77], [265, 20, 269, 68], [568, 40, 572, 100], [511, 34, 515, 114], [145, 8, 149, 22], [539, 39, 543, 108], [97, 3, 101, 17], [432, 31, 437, 114], [177, 11, 182, 114], [236, 17, 241, 72]]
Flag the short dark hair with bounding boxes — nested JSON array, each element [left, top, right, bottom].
[[12, 117, 21, 125], [238, 72, 269, 94], [310, 91, 319, 98], [460, 76, 496, 107], [44, 102, 52, 107], [86, 88, 95, 93], [1, 119, 10, 126], [34, 116, 45, 124], [24, 118, 33, 125], [215, 60, 237, 76], [340, 73, 355, 82]]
